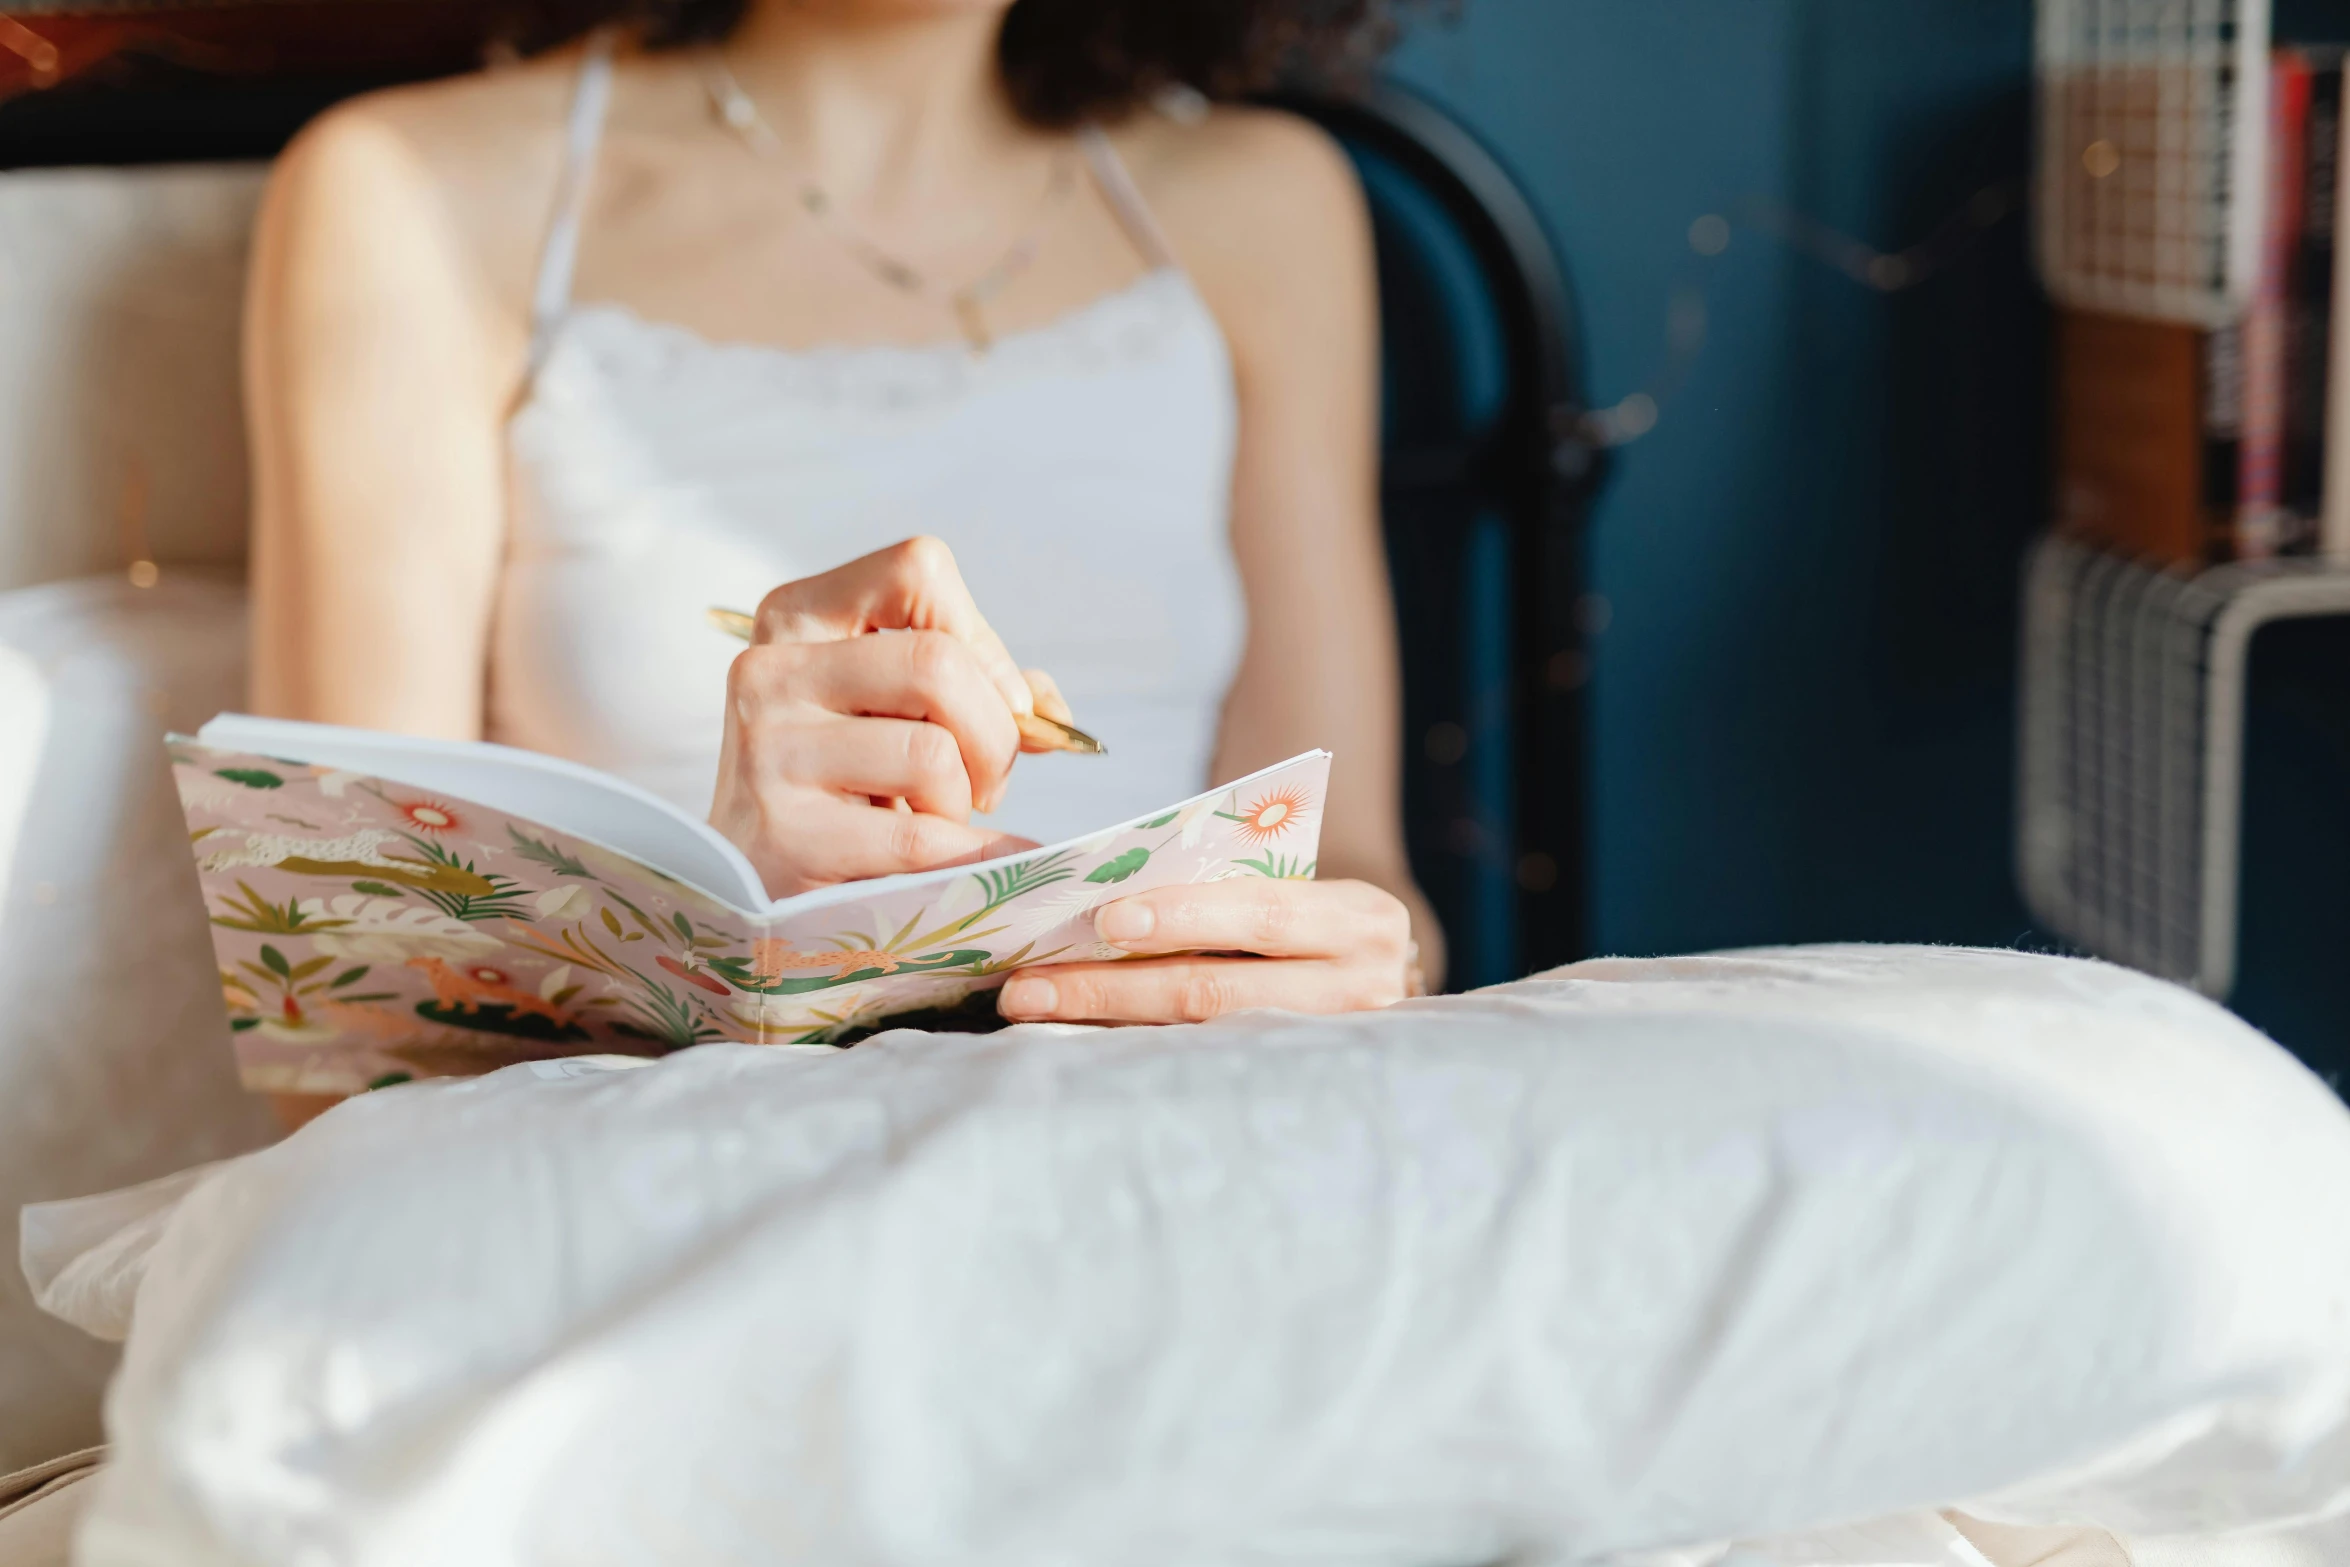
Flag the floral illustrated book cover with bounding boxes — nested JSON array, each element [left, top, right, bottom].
[[170, 717, 1331, 1096]]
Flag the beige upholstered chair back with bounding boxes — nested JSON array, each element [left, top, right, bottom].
[[0, 163, 278, 1471], [0, 163, 265, 592]]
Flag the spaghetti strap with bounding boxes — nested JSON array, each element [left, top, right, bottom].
[[1078, 125, 1177, 271], [529, 27, 618, 369]]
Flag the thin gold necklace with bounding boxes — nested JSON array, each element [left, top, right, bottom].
[[698, 52, 1074, 354]]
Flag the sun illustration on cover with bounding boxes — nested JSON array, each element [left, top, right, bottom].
[[1236, 786, 1313, 844], [396, 799, 463, 834]]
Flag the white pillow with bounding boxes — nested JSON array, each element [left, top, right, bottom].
[[0, 574, 275, 1473], [35, 946, 2350, 1566]]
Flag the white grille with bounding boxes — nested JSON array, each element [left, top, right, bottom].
[[2036, 0, 2270, 326], [2018, 535, 2350, 997]]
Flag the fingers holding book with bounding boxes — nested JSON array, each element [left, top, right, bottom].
[[996, 879, 1420, 1024]]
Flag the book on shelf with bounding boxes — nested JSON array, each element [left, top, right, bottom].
[[2242, 47, 2310, 556], [2320, 46, 2350, 559], [2288, 49, 2342, 539], [171, 714, 1331, 1098], [2057, 45, 2348, 565], [2054, 311, 2240, 565]]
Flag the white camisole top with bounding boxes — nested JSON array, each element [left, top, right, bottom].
[[493, 35, 1246, 844]]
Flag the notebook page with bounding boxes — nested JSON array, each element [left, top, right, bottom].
[[194, 715, 771, 910]]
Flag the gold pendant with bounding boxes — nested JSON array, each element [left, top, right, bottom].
[[952, 295, 992, 356]]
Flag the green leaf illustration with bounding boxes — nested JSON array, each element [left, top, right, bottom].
[[212, 880, 352, 936], [608, 894, 669, 944], [215, 768, 284, 790], [603, 976, 723, 1051], [329, 966, 371, 989], [734, 949, 992, 996], [975, 851, 1080, 911], [398, 833, 534, 923], [367, 1072, 414, 1091], [1085, 847, 1150, 884], [1140, 811, 1179, 829], [507, 824, 595, 880], [260, 944, 291, 978], [350, 880, 405, 898]]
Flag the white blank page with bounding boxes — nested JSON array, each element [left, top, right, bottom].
[[193, 715, 771, 912]]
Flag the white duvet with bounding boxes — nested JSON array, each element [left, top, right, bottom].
[[25, 946, 2350, 1567]]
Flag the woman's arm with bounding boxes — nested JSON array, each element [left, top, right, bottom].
[[1184, 110, 1443, 985], [244, 85, 553, 1131], [245, 95, 528, 738]]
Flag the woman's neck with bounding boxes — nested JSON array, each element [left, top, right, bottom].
[[717, 1, 1034, 212]]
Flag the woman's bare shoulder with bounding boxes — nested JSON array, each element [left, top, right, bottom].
[[284, 52, 576, 184], [1117, 103, 1365, 253], [1112, 104, 1373, 352], [262, 52, 585, 313]]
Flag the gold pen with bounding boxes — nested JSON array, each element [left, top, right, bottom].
[[706, 606, 1106, 756]]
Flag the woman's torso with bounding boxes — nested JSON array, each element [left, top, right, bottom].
[[490, 36, 1246, 843]]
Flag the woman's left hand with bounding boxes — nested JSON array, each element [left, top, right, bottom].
[[995, 879, 1421, 1024]]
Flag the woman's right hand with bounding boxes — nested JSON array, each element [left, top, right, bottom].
[[711, 537, 1056, 898]]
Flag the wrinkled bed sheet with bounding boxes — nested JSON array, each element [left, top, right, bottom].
[[24, 946, 2350, 1567]]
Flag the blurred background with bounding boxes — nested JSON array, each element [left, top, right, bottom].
[[1, 0, 2345, 1079]]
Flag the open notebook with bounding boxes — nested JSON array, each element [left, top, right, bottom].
[[172, 715, 1330, 1096]]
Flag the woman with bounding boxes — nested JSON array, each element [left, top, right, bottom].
[[245, 0, 1438, 1039]]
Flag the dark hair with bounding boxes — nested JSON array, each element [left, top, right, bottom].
[[624, 0, 1409, 128]]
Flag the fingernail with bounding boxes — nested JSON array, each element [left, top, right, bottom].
[[999, 976, 1056, 1017], [1096, 902, 1154, 946]]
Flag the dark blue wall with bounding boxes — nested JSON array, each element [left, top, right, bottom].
[[1389, 0, 2047, 959]]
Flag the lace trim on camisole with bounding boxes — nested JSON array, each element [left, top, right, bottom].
[[535, 268, 1203, 415], [526, 27, 1183, 379]]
